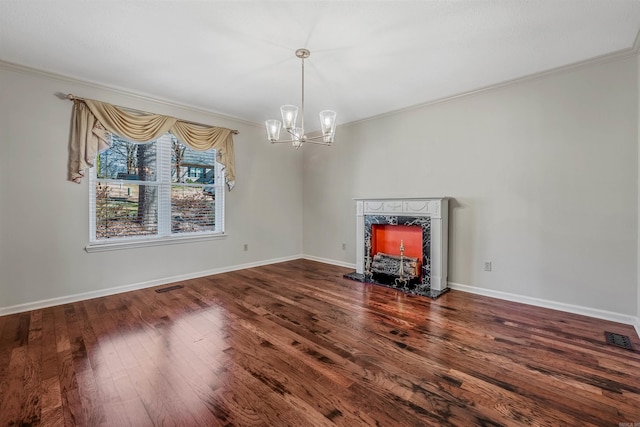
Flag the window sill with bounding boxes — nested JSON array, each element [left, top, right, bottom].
[[85, 233, 228, 253]]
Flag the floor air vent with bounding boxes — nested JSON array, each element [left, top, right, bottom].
[[155, 285, 184, 293], [604, 331, 634, 350]]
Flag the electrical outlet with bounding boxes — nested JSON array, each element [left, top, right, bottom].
[[484, 261, 492, 272], [341, 243, 346, 250], [243, 244, 248, 251]]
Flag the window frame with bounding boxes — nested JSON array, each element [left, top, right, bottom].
[[85, 133, 227, 253]]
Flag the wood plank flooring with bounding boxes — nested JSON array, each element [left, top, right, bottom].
[[1, 259, 640, 426]]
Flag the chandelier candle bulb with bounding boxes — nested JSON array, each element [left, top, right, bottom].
[[291, 127, 304, 148], [280, 105, 298, 130], [265, 119, 282, 142], [320, 110, 337, 143]]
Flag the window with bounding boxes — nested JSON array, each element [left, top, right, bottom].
[[88, 132, 224, 247]]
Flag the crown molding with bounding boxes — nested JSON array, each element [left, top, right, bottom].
[[3, 26, 640, 132], [344, 29, 640, 129], [0, 59, 260, 129]]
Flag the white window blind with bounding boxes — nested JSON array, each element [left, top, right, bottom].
[[89, 132, 224, 245]]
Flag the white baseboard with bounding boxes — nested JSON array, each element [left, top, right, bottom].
[[449, 282, 640, 335], [0, 255, 302, 316], [302, 254, 356, 269], [4, 260, 638, 341], [295, 263, 640, 338]]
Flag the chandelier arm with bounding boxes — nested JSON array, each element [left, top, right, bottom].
[[304, 140, 332, 146], [284, 128, 298, 138], [304, 134, 329, 142], [272, 130, 329, 145], [302, 134, 332, 145]]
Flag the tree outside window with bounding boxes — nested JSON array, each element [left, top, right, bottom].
[[90, 133, 223, 242]]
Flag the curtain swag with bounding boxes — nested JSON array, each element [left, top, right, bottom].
[[68, 97, 237, 190]]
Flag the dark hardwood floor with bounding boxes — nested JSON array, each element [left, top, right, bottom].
[[1, 259, 639, 426]]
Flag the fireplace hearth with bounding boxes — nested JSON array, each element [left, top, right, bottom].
[[344, 198, 449, 299]]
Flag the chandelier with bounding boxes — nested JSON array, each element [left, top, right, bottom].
[[265, 48, 337, 148]]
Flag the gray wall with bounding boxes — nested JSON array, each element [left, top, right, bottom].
[[303, 55, 639, 317], [0, 64, 303, 311], [638, 53, 640, 329], [1, 54, 639, 325]]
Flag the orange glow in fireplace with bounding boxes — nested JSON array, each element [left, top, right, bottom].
[[371, 225, 422, 260]]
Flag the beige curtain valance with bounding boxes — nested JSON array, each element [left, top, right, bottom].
[[68, 96, 237, 189]]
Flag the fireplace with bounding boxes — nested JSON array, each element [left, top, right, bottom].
[[345, 198, 449, 298]]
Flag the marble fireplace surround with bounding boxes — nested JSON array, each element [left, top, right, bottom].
[[346, 198, 449, 298]]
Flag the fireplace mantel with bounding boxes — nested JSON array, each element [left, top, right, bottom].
[[351, 197, 449, 298]]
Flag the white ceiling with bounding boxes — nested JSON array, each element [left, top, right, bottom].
[[2, 1, 640, 129]]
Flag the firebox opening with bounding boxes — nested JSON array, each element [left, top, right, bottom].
[[370, 224, 423, 286], [371, 224, 423, 260]]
